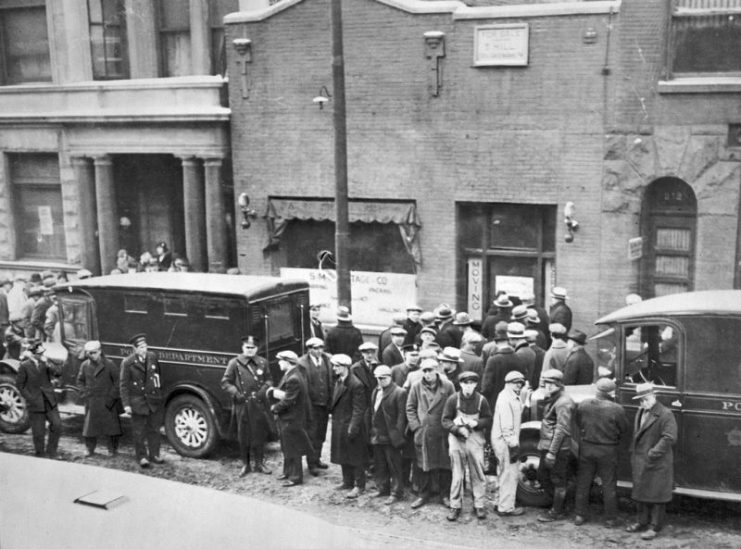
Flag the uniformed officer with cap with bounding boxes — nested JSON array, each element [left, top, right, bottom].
[[492, 370, 527, 517], [537, 369, 575, 522], [120, 333, 165, 468], [221, 335, 273, 477]]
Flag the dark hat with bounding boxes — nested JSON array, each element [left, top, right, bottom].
[[29, 273, 42, 284], [156, 241, 169, 251], [568, 330, 587, 346], [128, 333, 147, 347], [27, 287, 43, 298], [436, 306, 453, 321], [27, 339, 45, 354], [494, 321, 509, 341], [241, 335, 258, 347], [402, 343, 420, 353], [452, 312, 473, 326], [390, 326, 407, 337], [458, 371, 479, 384]]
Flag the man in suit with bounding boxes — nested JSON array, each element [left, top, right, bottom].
[[269, 350, 313, 487], [435, 306, 462, 349], [325, 306, 364, 362], [120, 333, 164, 468], [297, 337, 333, 473], [381, 326, 406, 367], [563, 330, 595, 385], [221, 335, 273, 477], [308, 304, 324, 339], [330, 353, 369, 499], [402, 305, 423, 346], [16, 339, 62, 458], [549, 287, 572, 332], [626, 383, 678, 540]]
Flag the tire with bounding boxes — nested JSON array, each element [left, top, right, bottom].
[[0, 374, 30, 434], [516, 436, 552, 508], [164, 394, 218, 458]]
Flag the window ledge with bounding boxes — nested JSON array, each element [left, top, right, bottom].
[[658, 77, 741, 94]]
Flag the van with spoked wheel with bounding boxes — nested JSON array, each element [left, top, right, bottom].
[[0, 272, 310, 458]]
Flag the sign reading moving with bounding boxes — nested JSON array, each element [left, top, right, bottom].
[[281, 268, 417, 328]]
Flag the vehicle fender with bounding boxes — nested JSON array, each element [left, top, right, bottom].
[[520, 420, 541, 437], [165, 384, 227, 437], [0, 359, 20, 377]]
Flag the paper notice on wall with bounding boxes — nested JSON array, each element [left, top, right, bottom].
[[38, 206, 53, 235], [281, 268, 417, 328], [495, 275, 534, 301]]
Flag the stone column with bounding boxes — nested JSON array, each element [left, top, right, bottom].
[[180, 156, 207, 272], [93, 155, 119, 275], [190, 0, 211, 75], [71, 156, 101, 275], [204, 156, 227, 272]]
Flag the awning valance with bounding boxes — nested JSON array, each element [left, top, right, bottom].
[[264, 197, 422, 268]]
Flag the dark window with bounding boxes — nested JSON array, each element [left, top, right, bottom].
[[622, 322, 679, 389], [203, 298, 229, 320], [159, 0, 190, 76], [10, 153, 66, 260], [0, 1, 51, 85], [164, 296, 187, 317], [88, 0, 128, 80], [124, 294, 148, 314], [266, 298, 293, 343], [683, 317, 741, 395], [210, 0, 238, 75], [669, 2, 741, 76]]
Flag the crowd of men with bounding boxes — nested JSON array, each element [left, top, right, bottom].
[[15, 286, 677, 541]]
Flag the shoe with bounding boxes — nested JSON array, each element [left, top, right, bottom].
[[574, 515, 587, 526], [441, 496, 451, 508], [372, 490, 390, 498], [446, 508, 461, 522], [254, 462, 272, 475], [640, 529, 658, 540], [316, 461, 329, 469], [309, 467, 320, 477], [475, 507, 487, 520], [410, 497, 427, 509], [239, 465, 251, 478], [335, 483, 352, 490], [384, 495, 399, 505], [626, 522, 648, 533], [537, 509, 565, 522], [150, 456, 165, 464], [277, 473, 288, 480], [346, 487, 364, 499], [497, 507, 525, 517], [282, 480, 301, 487], [139, 458, 150, 468], [84, 450, 95, 458], [604, 518, 620, 528]]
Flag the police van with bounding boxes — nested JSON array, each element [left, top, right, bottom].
[[517, 290, 741, 505], [0, 273, 310, 458]]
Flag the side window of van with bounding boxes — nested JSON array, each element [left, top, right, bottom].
[[623, 323, 679, 388], [684, 317, 741, 396], [164, 296, 187, 317], [59, 296, 94, 343], [125, 294, 148, 314]]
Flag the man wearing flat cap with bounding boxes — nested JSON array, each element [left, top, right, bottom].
[[269, 350, 313, 487], [563, 330, 595, 385], [549, 287, 572, 332], [378, 313, 406, 355], [402, 305, 423, 347], [537, 368, 575, 522], [17, 339, 62, 458], [77, 341, 122, 457], [221, 335, 273, 477], [325, 306, 363, 362], [120, 333, 164, 468], [442, 370, 492, 521], [574, 377, 628, 527], [297, 337, 333, 473], [390, 343, 420, 389], [351, 341, 380, 454], [382, 326, 407, 367], [543, 323, 570, 375], [308, 304, 324, 340], [492, 370, 527, 517], [330, 353, 369, 498], [625, 383, 677, 540], [369, 364, 408, 505]]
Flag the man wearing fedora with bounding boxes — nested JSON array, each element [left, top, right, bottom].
[[482, 323, 527, 412], [382, 326, 407, 367], [563, 330, 595, 385], [574, 377, 628, 527], [481, 293, 513, 341], [297, 337, 333, 473], [549, 287, 572, 332], [325, 306, 364, 362], [509, 321, 536, 387], [402, 304, 423, 346], [434, 305, 462, 349], [626, 383, 677, 540], [453, 311, 482, 350], [120, 333, 164, 468], [439, 347, 465, 392]]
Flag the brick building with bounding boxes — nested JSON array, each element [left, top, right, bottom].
[[226, 0, 741, 331]]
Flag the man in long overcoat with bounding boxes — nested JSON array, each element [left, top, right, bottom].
[[77, 340, 122, 456], [297, 337, 333, 473], [324, 306, 363, 362], [221, 335, 273, 477], [120, 333, 164, 468], [269, 350, 313, 487], [563, 330, 595, 385], [16, 339, 62, 457], [406, 358, 456, 509], [548, 287, 572, 332], [626, 383, 678, 540], [369, 365, 407, 504], [330, 353, 369, 499]]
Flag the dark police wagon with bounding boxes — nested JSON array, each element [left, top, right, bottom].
[[0, 273, 311, 458]]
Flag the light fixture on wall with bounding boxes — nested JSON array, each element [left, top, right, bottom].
[[564, 201, 579, 243], [237, 193, 257, 229], [313, 86, 331, 109]]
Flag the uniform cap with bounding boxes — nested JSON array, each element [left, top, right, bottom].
[[373, 365, 392, 377], [330, 354, 352, 367], [129, 333, 147, 347], [306, 337, 324, 348], [504, 370, 526, 384], [402, 343, 420, 353], [276, 350, 298, 364]]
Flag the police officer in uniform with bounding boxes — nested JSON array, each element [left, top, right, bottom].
[[221, 335, 273, 477]]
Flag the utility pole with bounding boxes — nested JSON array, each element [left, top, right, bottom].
[[331, 0, 351, 309]]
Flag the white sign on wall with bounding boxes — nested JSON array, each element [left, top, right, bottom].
[[281, 268, 417, 328], [38, 206, 53, 235], [467, 258, 484, 322], [474, 23, 529, 67], [495, 275, 534, 301], [628, 237, 643, 260]]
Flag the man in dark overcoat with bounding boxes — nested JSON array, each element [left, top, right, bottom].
[[297, 336, 333, 473], [351, 341, 379, 458], [563, 330, 595, 385], [308, 304, 324, 339], [549, 287, 572, 332], [434, 306, 462, 349], [330, 353, 369, 499], [481, 294, 513, 341], [4, 312, 26, 360], [269, 350, 313, 487], [77, 340, 122, 456], [381, 326, 406, 367], [626, 383, 678, 540], [482, 329, 527, 413], [16, 339, 62, 457], [401, 305, 423, 347], [369, 365, 407, 505], [324, 306, 363, 362], [120, 333, 164, 468], [221, 335, 273, 477], [406, 358, 456, 509]]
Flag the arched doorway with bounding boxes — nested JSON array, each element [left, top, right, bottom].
[[640, 177, 697, 298]]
